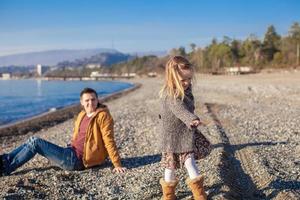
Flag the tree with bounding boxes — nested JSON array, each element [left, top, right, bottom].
[[241, 34, 262, 66], [222, 36, 232, 45], [178, 46, 186, 56], [288, 22, 300, 65], [221, 36, 242, 65], [273, 52, 283, 66], [231, 39, 242, 65], [262, 25, 281, 61], [190, 48, 204, 71], [289, 22, 300, 40], [169, 47, 186, 56], [207, 42, 232, 70], [190, 43, 196, 52], [211, 38, 218, 45]]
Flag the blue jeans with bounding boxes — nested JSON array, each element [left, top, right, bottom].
[[2, 136, 84, 175]]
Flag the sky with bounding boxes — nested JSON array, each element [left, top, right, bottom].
[[0, 0, 300, 56]]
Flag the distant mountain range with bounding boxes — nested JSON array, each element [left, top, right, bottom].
[[56, 52, 133, 68], [130, 50, 167, 57], [0, 49, 167, 67], [0, 48, 118, 66]]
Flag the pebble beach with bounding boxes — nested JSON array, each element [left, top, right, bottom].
[[0, 71, 299, 199]]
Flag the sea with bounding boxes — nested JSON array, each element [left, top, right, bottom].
[[0, 79, 133, 126]]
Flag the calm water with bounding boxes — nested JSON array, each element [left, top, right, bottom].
[[0, 79, 133, 125]]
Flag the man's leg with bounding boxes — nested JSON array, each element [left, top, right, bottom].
[[1, 143, 26, 175], [7, 144, 27, 158], [2, 136, 78, 175]]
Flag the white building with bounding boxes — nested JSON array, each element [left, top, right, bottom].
[[1, 73, 11, 80], [36, 64, 46, 76], [86, 64, 101, 69], [225, 66, 254, 75]]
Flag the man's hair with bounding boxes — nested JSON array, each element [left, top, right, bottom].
[[80, 87, 98, 98]]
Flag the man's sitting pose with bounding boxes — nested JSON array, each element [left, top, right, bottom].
[[0, 87, 126, 176]]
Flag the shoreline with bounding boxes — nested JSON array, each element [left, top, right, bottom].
[[0, 83, 141, 137]]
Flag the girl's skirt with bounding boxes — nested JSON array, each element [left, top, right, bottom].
[[161, 129, 212, 169]]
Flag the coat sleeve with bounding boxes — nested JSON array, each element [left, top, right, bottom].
[[166, 98, 199, 129], [99, 111, 122, 168]]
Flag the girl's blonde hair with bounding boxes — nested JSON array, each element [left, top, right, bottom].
[[159, 55, 194, 100]]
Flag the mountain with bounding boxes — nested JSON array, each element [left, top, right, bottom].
[[130, 50, 167, 57], [0, 48, 118, 66], [56, 52, 133, 68]]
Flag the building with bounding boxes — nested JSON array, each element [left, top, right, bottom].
[[86, 64, 101, 69], [1, 73, 11, 80], [36, 64, 47, 76], [147, 72, 157, 77], [225, 66, 254, 75]]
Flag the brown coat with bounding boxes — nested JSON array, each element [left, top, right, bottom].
[[159, 87, 199, 153], [72, 106, 122, 168]]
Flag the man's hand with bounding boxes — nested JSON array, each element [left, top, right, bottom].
[[113, 167, 127, 173], [190, 119, 202, 128]]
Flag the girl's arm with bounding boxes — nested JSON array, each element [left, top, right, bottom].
[[166, 98, 199, 129]]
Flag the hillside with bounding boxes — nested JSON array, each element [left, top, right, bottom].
[[56, 52, 133, 68], [0, 48, 118, 66]]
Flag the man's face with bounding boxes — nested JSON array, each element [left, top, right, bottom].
[[80, 93, 98, 114]]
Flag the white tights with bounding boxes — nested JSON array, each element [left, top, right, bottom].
[[164, 156, 200, 182]]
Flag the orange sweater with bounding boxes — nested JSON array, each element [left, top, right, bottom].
[[72, 106, 122, 168]]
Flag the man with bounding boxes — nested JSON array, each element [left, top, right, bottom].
[[0, 88, 126, 176]]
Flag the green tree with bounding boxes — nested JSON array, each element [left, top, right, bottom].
[[262, 25, 281, 61], [190, 48, 204, 71], [288, 22, 300, 65], [222, 36, 232, 45], [231, 39, 242, 65], [289, 22, 300, 40], [207, 41, 232, 71], [169, 46, 186, 56], [190, 43, 197, 52], [273, 52, 284, 66], [178, 46, 186, 56], [240, 34, 262, 66]]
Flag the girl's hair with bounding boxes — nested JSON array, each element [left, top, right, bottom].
[[159, 55, 194, 100]]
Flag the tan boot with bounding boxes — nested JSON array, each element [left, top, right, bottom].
[[186, 176, 207, 200], [160, 178, 178, 200]]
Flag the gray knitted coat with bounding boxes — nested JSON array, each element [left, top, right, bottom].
[[159, 87, 199, 153]]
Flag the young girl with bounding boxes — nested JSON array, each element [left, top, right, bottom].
[[159, 56, 210, 200]]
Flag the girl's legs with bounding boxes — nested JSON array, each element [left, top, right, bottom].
[[161, 168, 178, 200], [164, 168, 176, 182], [184, 155, 200, 179], [162, 152, 199, 180], [184, 155, 207, 200], [160, 152, 179, 199], [163, 154, 200, 181]]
